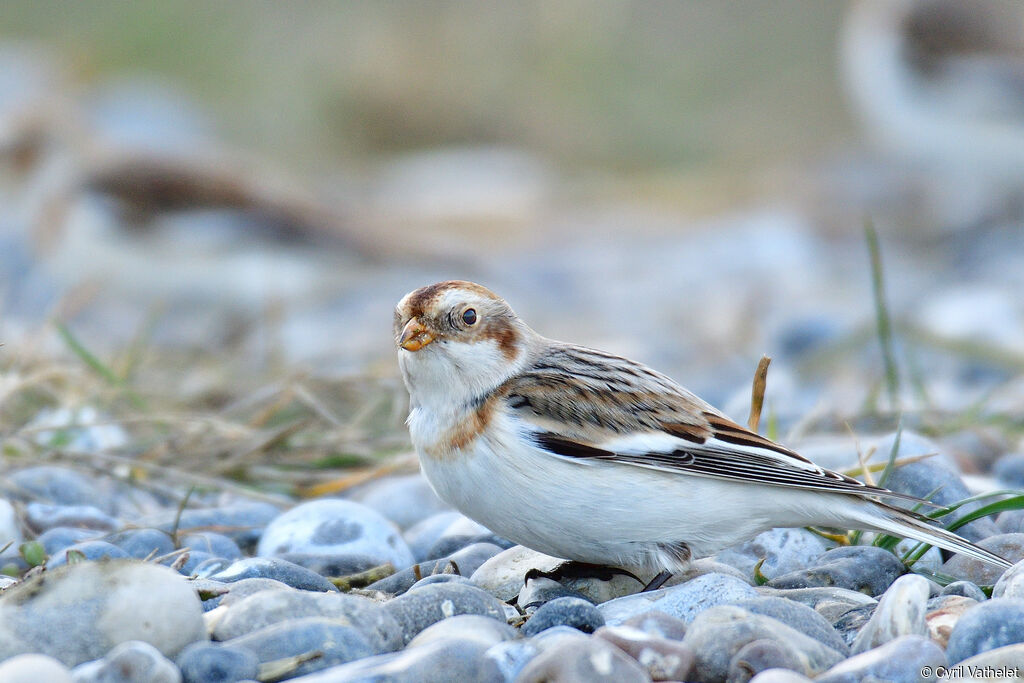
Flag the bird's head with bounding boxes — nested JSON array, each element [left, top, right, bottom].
[[394, 280, 534, 408]]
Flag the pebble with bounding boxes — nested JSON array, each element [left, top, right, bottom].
[[681, 605, 845, 681], [517, 576, 591, 612], [46, 540, 130, 567], [732, 596, 848, 654], [0, 561, 205, 666], [179, 532, 243, 559], [407, 614, 518, 649], [947, 643, 1024, 682], [191, 557, 233, 578], [8, 466, 112, 512], [175, 641, 259, 683], [994, 559, 1024, 599], [288, 637, 503, 683], [403, 512, 488, 562], [714, 528, 827, 581], [749, 670, 813, 683], [274, 552, 380, 577], [34, 527, 100, 555], [223, 616, 376, 678], [767, 546, 905, 596], [162, 503, 280, 550], [71, 640, 181, 683], [0, 654, 73, 683], [851, 574, 930, 654], [23, 502, 118, 532], [943, 580, 988, 601], [109, 528, 177, 559], [366, 542, 503, 595], [831, 603, 876, 648], [756, 586, 878, 623], [926, 595, 978, 648], [257, 499, 414, 570], [351, 474, 451, 530], [945, 597, 1024, 663], [423, 532, 513, 561], [380, 581, 507, 645], [599, 573, 757, 625], [207, 557, 338, 592], [728, 638, 804, 683], [815, 635, 945, 683], [211, 589, 402, 653], [661, 557, 752, 587], [997, 509, 1024, 535], [516, 635, 650, 683], [484, 640, 539, 682], [0, 499, 23, 549], [993, 453, 1024, 488], [214, 577, 291, 607], [522, 596, 605, 636], [594, 624, 695, 681], [621, 611, 688, 640], [941, 533, 1024, 586]]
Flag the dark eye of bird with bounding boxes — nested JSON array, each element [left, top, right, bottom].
[[462, 308, 477, 325]]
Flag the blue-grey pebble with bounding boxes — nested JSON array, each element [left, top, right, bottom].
[[946, 597, 1024, 663], [816, 634, 945, 683], [997, 509, 1024, 535], [9, 466, 108, 511], [729, 638, 803, 682], [832, 604, 877, 648], [994, 454, 1024, 489], [408, 614, 518, 649], [600, 572, 758, 625], [287, 637, 503, 683], [176, 551, 221, 576], [224, 616, 374, 678], [208, 557, 337, 592], [352, 473, 451, 530], [109, 528, 176, 559], [402, 511, 466, 562], [35, 527, 101, 555], [192, 557, 234, 578], [215, 577, 291, 607], [408, 573, 476, 591], [180, 532, 242, 559], [381, 582, 507, 645], [153, 503, 280, 551], [275, 552, 379, 577], [70, 640, 180, 683], [24, 503, 118, 532], [518, 576, 592, 613], [942, 580, 988, 601], [176, 641, 259, 683], [733, 596, 849, 654], [484, 640, 539, 683], [714, 527, 827, 581], [424, 533, 514, 561], [767, 546, 905, 596], [522, 597, 604, 636], [622, 610, 689, 639], [47, 540, 129, 567], [941, 533, 1024, 586], [516, 636, 648, 683], [366, 542, 503, 594]]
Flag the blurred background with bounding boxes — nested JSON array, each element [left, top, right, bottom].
[[2, 1, 1024, 487]]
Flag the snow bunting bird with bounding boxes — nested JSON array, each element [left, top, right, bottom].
[[395, 280, 1011, 576]]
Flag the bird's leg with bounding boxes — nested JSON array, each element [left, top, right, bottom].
[[641, 570, 673, 592], [524, 561, 644, 586]]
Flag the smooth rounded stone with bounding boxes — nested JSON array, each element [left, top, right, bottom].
[[109, 529, 177, 559], [851, 574, 930, 654], [286, 637, 503, 683], [0, 654, 73, 683], [176, 551, 221, 576], [484, 640, 539, 682], [815, 635, 945, 683], [522, 597, 605, 637], [993, 453, 1024, 488], [0, 560, 205, 666], [175, 641, 259, 683], [944, 580, 989, 601], [926, 595, 978, 648], [71, 640, 181, 683], [0, 575, 16, 589], [681, 606, 845, 681], [157, 503, 281, 550], [949, 643, 1024, 682], [995, 560, 1024, 599], [189, 578, 231, 611], [409, 574, 476, 591], [423, 532, 513, 561], [599, 573, 758, 626], [946, 598, 1024, 663], [192, 557, 233, 578], [714, 528, 828, 581], [516, 636, 649, 683], [622, 611, 688, 640], [893, 537, 943, 573], [9, 466, 112, 512], [756, 586, 878, 623], [366, 542, 503, 595], [35, 527, 102, 555], [941, 534, 1024, 586], [518, 576, 591, 612], [351, 474, 451, 530], [211, 589, 401, 653], [661, 557, 751, 587], [224, 616, 375, 678], [732, 596, 848, 654], [595, 624, 695, 681], [832, 603, 876, 648], [728, 638, 804, 683], [766, 546, 905, 596], [258, 499, 414, 570], [24, 503, 118, 532], [207, 557, 338, 592], [997, 509, 1024, 534], [408, 614, 518, 649], [47, 540, 130, 567], [381, 581, 506, 645], [748, 670, 814, 683], [275, 552, 379, 577], [404, 512, 488, 562], [215, 577, 292, 607], [180, 533, 242, 560]]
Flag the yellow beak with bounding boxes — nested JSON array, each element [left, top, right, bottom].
[[399, 318, 435, 351]]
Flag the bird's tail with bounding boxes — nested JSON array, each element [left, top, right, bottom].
[[859, 502, 1012, 570]]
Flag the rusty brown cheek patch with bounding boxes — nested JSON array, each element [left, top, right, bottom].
[[424, 397, 496, 461]]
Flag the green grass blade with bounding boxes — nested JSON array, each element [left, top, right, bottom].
[[865, 219, 900, 409], [55, 321, 122, 386]]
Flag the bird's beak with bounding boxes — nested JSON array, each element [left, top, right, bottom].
[[399, 318, 434, 351]]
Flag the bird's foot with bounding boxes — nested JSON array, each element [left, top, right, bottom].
[[524, 561, 644, 587]]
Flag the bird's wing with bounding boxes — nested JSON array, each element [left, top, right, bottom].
[[501, 343, 919, 503]]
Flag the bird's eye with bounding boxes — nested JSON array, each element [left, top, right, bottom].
[[462, 308, 477, 326]]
